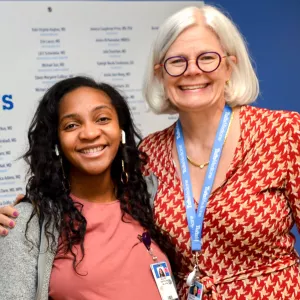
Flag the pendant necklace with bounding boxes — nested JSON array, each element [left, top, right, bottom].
[[186, 156, 209, 169]]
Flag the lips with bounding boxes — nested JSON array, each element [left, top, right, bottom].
[[180, 83, 209, 90]]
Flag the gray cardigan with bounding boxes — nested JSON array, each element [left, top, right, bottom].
[[0, 202, 58, 300], [0, 174, 158, 300]]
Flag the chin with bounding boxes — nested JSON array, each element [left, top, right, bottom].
[[74, 163, 110, 177], [89, 167, 110, 176], [177, 101, 210, 112]]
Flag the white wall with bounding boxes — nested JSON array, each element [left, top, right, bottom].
[[0, 1, 201, 205]]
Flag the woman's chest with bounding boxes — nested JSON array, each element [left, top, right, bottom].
[[153, 145, 291, 250]]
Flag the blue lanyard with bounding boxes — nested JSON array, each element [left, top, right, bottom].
[[175, 105, 232, 251]]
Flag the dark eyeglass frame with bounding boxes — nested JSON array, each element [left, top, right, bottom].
[[161, 51, 228, 77]]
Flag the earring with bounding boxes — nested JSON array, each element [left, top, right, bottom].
[[121, 130, 126, 144], [226, 79, 230, 85], [55, 144, 60, 156], [121, 159, 129, 184], [120, 130, 129, 184], [54, 144, 70, 191]]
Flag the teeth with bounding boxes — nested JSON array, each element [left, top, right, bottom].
[[181, 84, 208, 90], [81, 146, 104, 154]]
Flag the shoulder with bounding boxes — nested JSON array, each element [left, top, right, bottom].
[[139, 123, 175, 176], [4, 201, 39, 243], [0, 202, 40, 299], [242, 105, 300, 132], [241, 106, 300, 163], [243, 105, 299, 123], [15, 201, 39, 228], [139, 123, 175, 153], [15, 201, 36, 219]]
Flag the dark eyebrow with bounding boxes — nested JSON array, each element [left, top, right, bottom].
[[92, 105, 113, 112], [60, 105, 113, 123]]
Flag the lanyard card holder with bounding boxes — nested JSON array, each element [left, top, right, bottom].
[[150, 262, 178, 300], [187, 281, 203, 300]]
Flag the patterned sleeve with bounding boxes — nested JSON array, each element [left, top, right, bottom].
[[138, 136, 152, 177], [285, 112, 300, 232], [139, 136, 159, 208]]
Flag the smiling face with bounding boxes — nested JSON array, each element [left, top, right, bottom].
[[58, 86, 121, 179], [160, 21, 235, 113]]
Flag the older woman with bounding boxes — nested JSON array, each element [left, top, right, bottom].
[[1, 4, 300, 300], [139, 4, 300, 300]]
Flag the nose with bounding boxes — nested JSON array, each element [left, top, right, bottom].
[[183, 59, 203, 76], [79, 122, 101, 140]]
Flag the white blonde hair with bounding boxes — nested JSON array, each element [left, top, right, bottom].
[[143, 5, 259, 114]]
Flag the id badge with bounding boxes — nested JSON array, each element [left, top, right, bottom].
[[187, 281, 203, 300], [150, 261, 178, 300]]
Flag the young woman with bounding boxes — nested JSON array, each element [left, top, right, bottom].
[[0, 76, 177, 300]]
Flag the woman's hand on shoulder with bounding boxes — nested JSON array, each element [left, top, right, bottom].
[[0, 194, 24, 236]]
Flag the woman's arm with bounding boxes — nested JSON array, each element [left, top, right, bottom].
[[285, 112, 300, 232], [0, 202, 40, 299]]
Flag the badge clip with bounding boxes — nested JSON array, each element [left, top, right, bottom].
[[186, 251, 200, 287]]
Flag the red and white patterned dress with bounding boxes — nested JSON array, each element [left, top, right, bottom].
[[139, 106, 300, 299]]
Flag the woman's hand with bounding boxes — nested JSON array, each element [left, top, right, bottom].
[[0, 194, 24, 235]]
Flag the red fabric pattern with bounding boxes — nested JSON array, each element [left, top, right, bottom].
[[139, 106, 300, 299]]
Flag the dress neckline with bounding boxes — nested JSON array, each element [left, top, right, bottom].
[[70, 193, 120, 206], [168, 105, 247, 198]]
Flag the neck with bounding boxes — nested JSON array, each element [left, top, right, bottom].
[[69, 170, 116, 203], [178, 102, 226, 151]]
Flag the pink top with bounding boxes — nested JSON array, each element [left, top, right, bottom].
[[49, 195, 171, 300]]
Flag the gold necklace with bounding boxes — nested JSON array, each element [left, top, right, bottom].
[[186, 109, 235, 170], [187, 156, 209, 169]]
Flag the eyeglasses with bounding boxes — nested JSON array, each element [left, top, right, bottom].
[[161, 52, 227, 77]]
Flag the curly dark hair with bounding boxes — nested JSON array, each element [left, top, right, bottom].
[[24, 76, 179, 276]]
